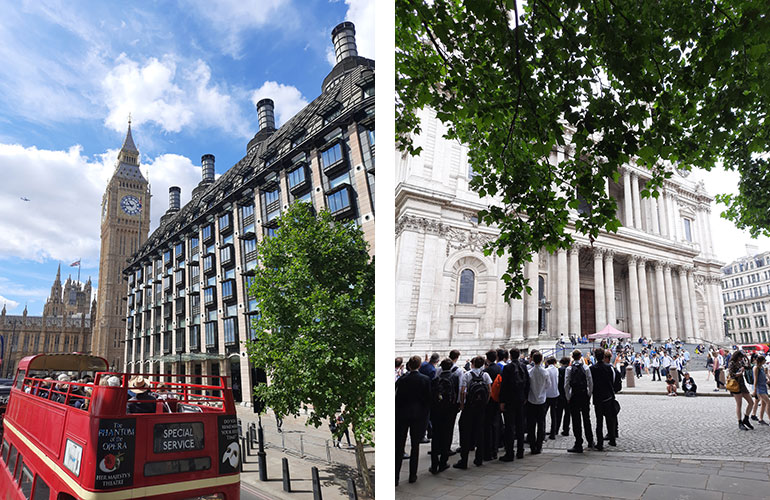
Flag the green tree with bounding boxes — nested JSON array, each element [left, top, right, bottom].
[[245, 202, 375, 496], [397, 0, 770, 300]]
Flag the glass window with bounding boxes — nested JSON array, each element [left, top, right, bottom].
[[32, 476, 50, 500], [7, 445, 17, 478], [219, 213, 231, 231], [327, 188, 351, 214], [241, 204, 255, 220], [295, 191, 313, 204], [190, 236, 199, 250], [224, 318, 237, 345], [288, 166, 306, 189], [222, 280, 234, 300], [328, 171, 350, 190], [321, 143, 343, 169], [220, 246, 233, 263], [224, 268, 236, 280], [2, 439, 9, 463], [14, 455, 23, 482], [458, 269, 475, 304], [264, 189, 279, 206], [20, 463, 32, 497], [363, 83, 374, 99], [205, 322, 217, 347], [222, 233, 234, 245], [204, 287, 216, 305], [243, 238, 257, 255], [264, 227, 278, 238], [683, 218, 692, 242], [226, 304, 237, 317], [207, 309, 217, 321], [267, 207, 281, 222], [202, 225, 213, 241]]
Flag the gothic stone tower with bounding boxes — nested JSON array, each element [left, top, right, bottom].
[[92, 121, 150, 369]]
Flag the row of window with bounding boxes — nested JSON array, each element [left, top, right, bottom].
[[723, 286, 770, 303], [1, 438, 50, 500]]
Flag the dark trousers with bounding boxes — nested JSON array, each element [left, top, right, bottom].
[[554, 395, 570, 434], [714, 368, 724, 388], [594, 399, 617, 449], [396, 416, 427, 483], [526, 401, 547, 452], [568, 394, 593, 448], [459, 404, 485, 465], [483, 402, 501, 459], [502, 403, 525, 457], [430, 409, 456, 469], [635, 364, 642, 378], [545, 396, 559, 437], [652, 367, 661, 381]]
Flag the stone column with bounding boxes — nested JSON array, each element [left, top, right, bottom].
[[663, 263, 678, 340], [525, 252, 539, 339], [659, 192, 670, 238], [627, 255, 642, 338], [687, 270, 699, 340], [604, 250, 616, 327], [631, 173, 642, 230], [557, 248, 569, 336], [593, 249, 606, 330], [704, 207, 715, 256], [671, 191, 681, 242], [638, 259, 651, 339], [697, 208, 707, 255], [679, 266, 695, 342], [623, 168, 633, 227], [654, 262, 669, 340], [568, 246, 581, 337], [650, 195, 660, 235]]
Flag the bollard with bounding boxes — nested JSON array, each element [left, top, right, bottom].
[[241, 437, 249, 460], [238, 418, 243, 438], [326, 440, 331, 464], [300, 434, 305, 457], [625, 366, 635, 388], [257, 423, 268, 481], [347, 478, 358, 500], [282, 457, 291, 492], [250, 423, 257, 448], [239, 440, 245, 472], [311, 466, 323, 500], [281, 431, 285, 450]]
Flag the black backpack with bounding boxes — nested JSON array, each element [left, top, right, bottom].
[[465, 372, 490, 407], [569, 363, 588, 395], [612, 367, 623, 393], [433, 372, 457, 409]]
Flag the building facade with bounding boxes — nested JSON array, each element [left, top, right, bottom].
[[721, 250, 770, 344], [0, 267, 94, 377], [395, 108, 726, 357], [122, 22, 374, 404], [92, 123, 151, 370]]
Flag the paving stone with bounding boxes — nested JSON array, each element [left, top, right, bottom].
[[537, 461, 589, 475], [637, 470, 708, 489], [571, 477, 648, 499], [717, 469, 770, 481], [707, 475, 770, 497], [533, 492, 608, 500], [641, 485, 722, 500], [486, 487, 544, 500], [578, 464, 643, 481], [512, 472, 584, 492]]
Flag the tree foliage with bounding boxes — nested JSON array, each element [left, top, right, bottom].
[[397, 0, 770, 300], [245, 202, 374, 492]]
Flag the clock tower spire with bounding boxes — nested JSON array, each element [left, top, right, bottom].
[[93, 118, 151, 370]]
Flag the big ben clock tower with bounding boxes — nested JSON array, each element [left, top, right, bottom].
[[93, 119, 150, 369]]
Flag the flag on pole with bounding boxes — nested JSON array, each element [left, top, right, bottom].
[[70, 260, 81, 267]]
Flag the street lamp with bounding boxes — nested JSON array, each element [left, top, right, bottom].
[[5, 318, 22, 379], [723, 313, 730, 340]]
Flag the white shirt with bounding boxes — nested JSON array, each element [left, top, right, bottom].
[[661, 355, 672, 368], [564, 361, 594, 401], [527, 364, 551, 405], [545, 365, 559, 399], [459, 367, 492, 403]]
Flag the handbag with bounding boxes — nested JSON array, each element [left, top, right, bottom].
[[725, 376, 740, 392]]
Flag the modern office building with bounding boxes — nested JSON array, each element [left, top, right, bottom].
[[721, 249, 770, 344], [122, 22, 374, 404], [396, 108, 726, 357]]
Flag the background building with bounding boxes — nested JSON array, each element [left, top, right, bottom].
[[721, 248, 770, 344], [0, 267, 94, 377], [92, 124, 151, 370], [122, 22, 374, 404], [396, 109, 726, 357]]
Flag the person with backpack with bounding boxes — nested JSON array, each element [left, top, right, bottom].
[[454, 355, 492, 469], [526, 350, 551, 455], [429, 358, 459, 474], [498, 348, 530, 462], [483, 350, 502, 461], [395, 355, 432, 486], [590, 348, 617, 451], [565, 349, 594, 453]]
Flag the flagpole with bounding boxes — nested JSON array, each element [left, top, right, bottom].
[[77, 258, 81, 284]]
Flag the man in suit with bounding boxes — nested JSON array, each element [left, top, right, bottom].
[[565, 349, 594, 453], [498, 348, 530, 461], [396, 355, 432, 485], [590, 348, 617, 451]]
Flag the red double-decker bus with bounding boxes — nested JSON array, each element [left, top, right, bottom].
[[0, 353, 240, 499]]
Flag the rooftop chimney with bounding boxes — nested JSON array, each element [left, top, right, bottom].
[[201, 154, 215, 184], [168, 186, 181, 212], [256, 99, 276, 131], [331, 22, 357, 64]]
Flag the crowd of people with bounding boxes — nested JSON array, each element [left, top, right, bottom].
[[394, 346, 624, 486]]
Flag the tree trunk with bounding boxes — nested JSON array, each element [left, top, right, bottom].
[[353, 423, 373, 497]]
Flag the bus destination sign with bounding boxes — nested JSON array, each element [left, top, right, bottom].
[[153, 422, 205, 453]]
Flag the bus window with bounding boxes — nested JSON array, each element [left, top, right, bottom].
[[19, 464, 32, 498], [1, 439, 8, 463], [15, 455, 25, 482], [15, 370, 25, 390], [7, 444, 17, 477], [32, 476, 50, 500]]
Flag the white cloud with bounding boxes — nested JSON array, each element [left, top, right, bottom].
[[342, 0, 375, 60], [0, 295, 20, 312], [0, 142, 203, 267], [184, 0, 292, 58], [102, 55, 251, 137], [250, 81, 309, 127]]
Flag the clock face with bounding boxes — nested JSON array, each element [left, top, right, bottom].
[[121, 195, 142, 215]]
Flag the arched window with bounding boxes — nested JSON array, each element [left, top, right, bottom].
[[458, 269, 475, 304]]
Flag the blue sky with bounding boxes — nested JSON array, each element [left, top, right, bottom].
[[0, 0, 374, 315]]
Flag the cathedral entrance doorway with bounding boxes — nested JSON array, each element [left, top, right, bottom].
[[580, 288, 596, 337]]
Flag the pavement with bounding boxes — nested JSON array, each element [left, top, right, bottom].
[[236, 406, 374, 499], [397, 367, 770, 499]]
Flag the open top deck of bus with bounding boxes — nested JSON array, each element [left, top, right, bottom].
[[1, 353, 240, 499]]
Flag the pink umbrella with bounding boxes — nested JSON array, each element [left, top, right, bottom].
[[588, 324, 631, 340]]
